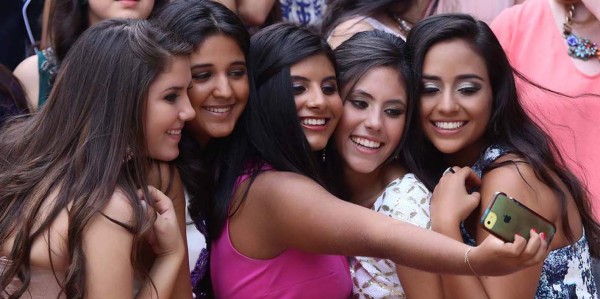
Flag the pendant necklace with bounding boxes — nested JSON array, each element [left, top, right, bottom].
[[563, 4, 600, 61]]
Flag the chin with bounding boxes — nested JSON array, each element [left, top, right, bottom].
[[152, 150, 180, 162]]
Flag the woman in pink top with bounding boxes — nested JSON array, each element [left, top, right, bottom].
[[209, 22, 550, 298], [491, 0, 600, 222]]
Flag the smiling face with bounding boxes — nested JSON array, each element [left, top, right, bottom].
[[145, 56, 195, 161], [335, 66, 407, 174], [88, 0, 154, 25], [290, 54, 343, 151], [420, 39, 493, 165], [186, 34, 249, 145]]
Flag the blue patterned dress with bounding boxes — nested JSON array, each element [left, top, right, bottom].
[[279, 0, 326, 26], [463, 144, 598, 298]]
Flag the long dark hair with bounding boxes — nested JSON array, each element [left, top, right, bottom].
[[211, 23, 336, 237], [48, 0, 167, 64], [156, 0, 250, 224], [326, 30, 409, 198], [321, 0, 415, 37], [0, 19, 192, 298], [403, 13, 600, 256]]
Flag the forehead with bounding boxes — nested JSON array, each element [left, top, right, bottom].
[[149, 56, 191, 89], [192, 34, 244, 61], [353, 66, 406, 95], [422, 39, 488, 77], [290, 54, 335, 76]]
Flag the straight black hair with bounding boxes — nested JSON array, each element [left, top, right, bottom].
[[211, 22, 337, 237]]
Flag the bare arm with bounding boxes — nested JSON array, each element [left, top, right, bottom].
[[147, 163, 192, 299], [431, 163, 554, 299], [229, 170, 547, 276], [83, 188, 184, 298], [237, 0, 277, 26], [13, 55, 40, 111]]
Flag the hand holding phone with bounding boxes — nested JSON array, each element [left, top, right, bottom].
[[481, 192, 556, 244]]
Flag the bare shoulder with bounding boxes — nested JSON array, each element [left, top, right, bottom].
[[479, 153, 556, 219], [98, 189, 137, 228], [13, 54, 40, 110], [328, 17, 375, 49], [251, 171, 328, 199]]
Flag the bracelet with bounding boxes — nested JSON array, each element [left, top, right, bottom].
[[464, 247, 480, 277]]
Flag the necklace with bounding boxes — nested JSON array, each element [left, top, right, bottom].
[[563, 4, 599, 61], [392, 14, 413, 37]]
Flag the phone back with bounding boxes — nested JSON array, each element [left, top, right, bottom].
[[481, 192, 556, 244]]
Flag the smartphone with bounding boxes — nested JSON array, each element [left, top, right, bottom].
[[481, 192, 556, 244]]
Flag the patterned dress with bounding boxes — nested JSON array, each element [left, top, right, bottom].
[[463, 144, 598, 298], [350, 173, 431, 298], [279, 0, 326, 26]]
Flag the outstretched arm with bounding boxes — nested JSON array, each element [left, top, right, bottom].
[[229, 170, 547, 277]]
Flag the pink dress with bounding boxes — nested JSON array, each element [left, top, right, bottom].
[[492, 0, 600, 219], [1, 257, 65, 298], [210, 167, 352, 298]]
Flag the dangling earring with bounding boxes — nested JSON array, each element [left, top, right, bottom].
[[322, 148, 326, 163], [123, 146, 134, 163]]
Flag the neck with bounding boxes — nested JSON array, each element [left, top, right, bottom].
[[343, 162, 405, 208], [445, 140, 488, 167]]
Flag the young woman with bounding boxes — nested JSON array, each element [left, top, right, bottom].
[[327, 30, 442, 298], [0, 19, 194, 298], [404, 13, 600, 299], [209, 22, 548, 298], [155, 0, 250, 297], [13, 0, 166, 110], [321, 0, 434, 48]]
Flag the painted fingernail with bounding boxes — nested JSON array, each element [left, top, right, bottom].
[[531, 228, 538, 233], [540, 232, 546, 241]]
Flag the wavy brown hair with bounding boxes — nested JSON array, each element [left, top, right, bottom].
[[0, 19, 191, 298]]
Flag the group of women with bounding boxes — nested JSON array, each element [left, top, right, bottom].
[[1, 0, 599, 298]]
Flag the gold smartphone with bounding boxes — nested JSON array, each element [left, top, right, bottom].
[[481, 192, 555, 244]]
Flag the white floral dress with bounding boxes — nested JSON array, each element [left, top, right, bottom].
[[350, 173, 431, 298]]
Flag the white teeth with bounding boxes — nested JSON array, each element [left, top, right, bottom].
[[350, 136, 382, 149], [301, 118, 326, 126], [167, 130, 181, 135], [434, 121, 465, 130], [204, 106, 232, 113]]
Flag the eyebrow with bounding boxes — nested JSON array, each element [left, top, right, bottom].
[[162, 86, 185, 93], [353, 90, 406, 106], [191, 61, 246, 69], [422, 74, 484, 81], [290, 75, 337, 82]]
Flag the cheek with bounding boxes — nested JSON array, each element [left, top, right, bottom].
[[233, 80, 249, 102], [329, 95, 344, 119], [188, 85, 210, 109], [386, 118, 406, 147]]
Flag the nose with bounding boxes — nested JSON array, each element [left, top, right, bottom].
[[179, 92, 196, 122], [364, 108, 382, 132], [436, 90, 459, 114], [213, 74, 233, 99]]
